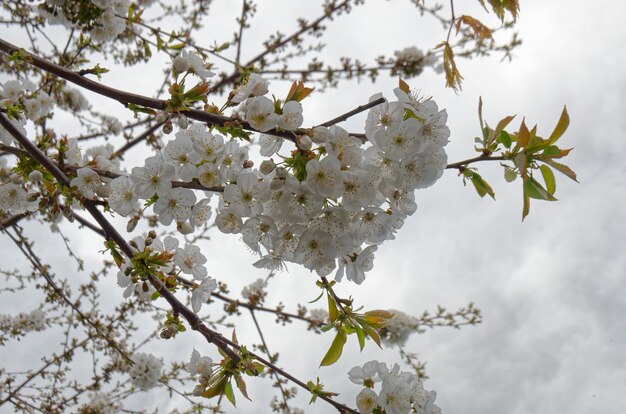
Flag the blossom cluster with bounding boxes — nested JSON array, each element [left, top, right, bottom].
[[116, 234, 217, 312], [128, 352, 163, 391], [1, 79, 52, 126], [78, 392, 122, 414], [40, 0, 130, 43], [379, 309, 423, 347], [349, 360, 441, 414], [0, 309, 46, 336], [0, 50, 449, 288]]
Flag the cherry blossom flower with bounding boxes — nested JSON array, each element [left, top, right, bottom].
[[109, 176, 138, 216], [153, 187, 196, 225], [191, 276, 217, 313], [175, 245, 208, 280], [131, 154, 176, 198], [241, 278, 267, 301], [305, 155, 344, 199], [241, 215, 278, 254], [245, 96, 278, 132], [277, 100, 303, 130], [215, 208, 243, 234], [294, 229, 337, 272], [336, 245, 377, 284], [190, 198, 212, 227], [365, 99, 404, 142], [356, 388, 379, 414], [0, 183, 38, 214], [190, 127, 224, 162], [70, 167, 102, 199], [187, 348, 213, 376], [231, 73, 269, 104], [177, 50, 215, 78], [223, 170, 270, 217], [259, 133, 283, 156], [375, 118, 423, 160], [348, 360, 381, 386]]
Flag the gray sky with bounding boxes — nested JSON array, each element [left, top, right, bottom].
[[1, 1, 625, 413]]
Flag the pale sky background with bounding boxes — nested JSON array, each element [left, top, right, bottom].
[[1, 1, 625, 413]]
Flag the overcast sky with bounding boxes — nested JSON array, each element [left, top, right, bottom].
[[1, 1, 625, 413]]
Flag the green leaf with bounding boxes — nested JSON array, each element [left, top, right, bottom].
[[354, 324, 366, 351], [543, 159, 579, 182], [547, 106, 570, 144], [224, 380, 236, 406], [524, 177, 557, 201], [498, 130, 512, 148], [234, 374, 251, 401], [540, 165, 556, 195], [327, 294, 338, 323], [541, 145, 562, 156], [201, 377, 227, 399], [360, 322, 382, 348], [470, 172, 495, 199], [503, 166, 517, 182], [320, 328, 347, 367], [522, 187, 530, 221], [490, 115, 515, 146], [308, 290, 324, 304]]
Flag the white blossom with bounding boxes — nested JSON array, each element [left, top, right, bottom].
[[356, 388, 379, 414], [131, 154, 176, 198], [70, 167, 102, 199], [187, 348, 213, 376], [128, 353, 162, 391], [175, 244, 208, 280], [0, 183, 38, 214], [231, 73, 269, 103], [153, 187, 196, 225], [245, 96, 278, 132], [277, 100, 303, 130], [109, 176, 138, 216], [191, 276, 217, 313]]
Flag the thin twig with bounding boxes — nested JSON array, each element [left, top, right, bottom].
[[319, 97, 385, 127]]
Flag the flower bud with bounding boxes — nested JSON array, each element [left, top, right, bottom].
[[155, 111, 169, 124], [275, 167, 288, 179], [62, 205, 75, 222], [269, 177, 284, 190], [162, 120, 173, 135], [96, 184, 110, 198], [296, 135, 312, 151], [177, 115, 189, 129], [243, 160, 254, 169], [259, 159, 276, 175], [148, 230, 157, 239], [127, 216, 139, 232], [311, 126, 329, 144], [28, 170, 43, 182], [177, 220, 194, 234], [10, 173, 23, 184]]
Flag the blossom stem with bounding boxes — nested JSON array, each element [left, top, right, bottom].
[[446, 154, 506, 170], [319, 97, 385, 128]]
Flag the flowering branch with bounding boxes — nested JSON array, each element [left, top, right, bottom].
[[0, 111, 359, 413]]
